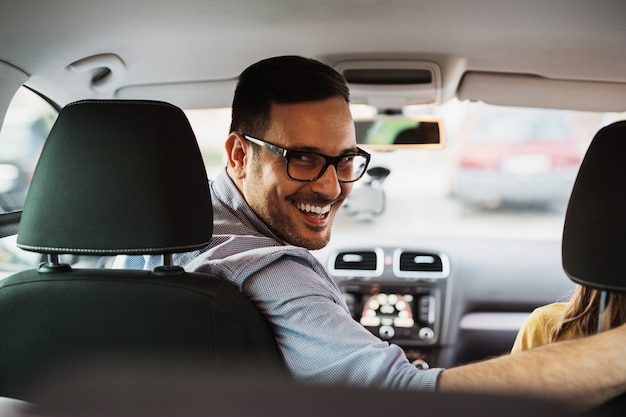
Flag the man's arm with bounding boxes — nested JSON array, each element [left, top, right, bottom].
[[438, 324, 626, 410]]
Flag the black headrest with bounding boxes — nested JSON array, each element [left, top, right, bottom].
[[17, 100, 213, 255], [562, 120, 626, 292]]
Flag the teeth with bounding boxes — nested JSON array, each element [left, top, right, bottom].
[[297, 203, 331, 214]]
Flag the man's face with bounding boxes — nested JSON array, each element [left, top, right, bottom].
[[239, 97, 357, 250]]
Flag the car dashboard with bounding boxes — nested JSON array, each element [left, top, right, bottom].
[[320, 236, 575, 369]]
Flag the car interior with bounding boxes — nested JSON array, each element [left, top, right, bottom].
[[1, 1, 626, 416]]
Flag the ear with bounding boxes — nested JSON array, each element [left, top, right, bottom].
[[225, 132, 250, 180]]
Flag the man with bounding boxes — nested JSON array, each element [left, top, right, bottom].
[[134, 55, 626, 410]]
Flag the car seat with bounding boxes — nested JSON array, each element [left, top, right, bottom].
[[562, 120, 626, 313], [561, 119, 626, 417], [0, 100, 285, 401]]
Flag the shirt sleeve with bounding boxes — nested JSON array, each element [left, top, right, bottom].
[[241, 253, 443, 391]]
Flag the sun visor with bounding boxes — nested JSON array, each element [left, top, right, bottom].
[[458, 72, 626, 113], [116, 79, 238, 110], [334, 60, 442, 109]]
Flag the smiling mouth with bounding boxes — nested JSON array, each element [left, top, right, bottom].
[[296, 202, 332, 218]]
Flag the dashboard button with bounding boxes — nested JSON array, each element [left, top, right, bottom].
[[379, 325, 395, 340], [418, 327, 435, 340]]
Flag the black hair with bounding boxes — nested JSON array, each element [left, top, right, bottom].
[[229, 55, 350, 137]]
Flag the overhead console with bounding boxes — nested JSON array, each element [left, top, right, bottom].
[[326, 246, 449, 369], [332, 59, 443, 108]]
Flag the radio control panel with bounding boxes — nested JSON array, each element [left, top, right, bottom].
[[341, 282, 441, 346]]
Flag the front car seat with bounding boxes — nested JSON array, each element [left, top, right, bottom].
[[562, 121, 626, 304], [561, 120, 626, 416], [0, 100, 284, 401]]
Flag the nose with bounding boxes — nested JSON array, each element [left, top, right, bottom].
[[310, 164, 342, 199]]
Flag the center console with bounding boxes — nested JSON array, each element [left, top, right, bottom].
[[327, 247, 449, 369]]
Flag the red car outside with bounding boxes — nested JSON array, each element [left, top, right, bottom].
[[452, 104, 586, 210]]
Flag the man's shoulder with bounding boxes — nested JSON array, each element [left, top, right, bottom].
[[197, 236, 317, 267], [183, 236, 322, 281]]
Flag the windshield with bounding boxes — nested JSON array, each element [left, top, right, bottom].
[[471, 109, 571, 143], [2, 98, 625, 278], [185, 100, 626, 244]]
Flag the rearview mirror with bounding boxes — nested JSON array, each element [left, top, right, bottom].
[[354, 116, 444, 151]]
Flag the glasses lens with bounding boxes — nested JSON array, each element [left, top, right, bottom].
[[287, 152, 326, 181], [336, 154, 368, 182], [287, 152, 369, 182]]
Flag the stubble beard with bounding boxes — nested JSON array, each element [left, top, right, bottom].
[[257, 199, 334, 250], [247, 156, 338, 250]]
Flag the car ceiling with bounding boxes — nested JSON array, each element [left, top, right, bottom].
[[1, 0, 626, 112]]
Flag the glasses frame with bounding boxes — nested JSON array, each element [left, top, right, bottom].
[[243, 135, 370, 183]]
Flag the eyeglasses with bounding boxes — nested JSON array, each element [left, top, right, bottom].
[[244, 135, 370, 183]]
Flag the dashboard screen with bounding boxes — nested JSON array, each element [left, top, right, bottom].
[[359, 293, 415, 328]]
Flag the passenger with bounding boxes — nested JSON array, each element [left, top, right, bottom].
[[512, 285, 626, 352], [125, 55, 626, 410]]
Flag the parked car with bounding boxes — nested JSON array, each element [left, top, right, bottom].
[[452, 103, 589, 210]]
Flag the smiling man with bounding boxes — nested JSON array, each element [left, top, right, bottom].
[[154, 55, 442, 392], [134, 55, 626, 410], [228, 98, 366, 250], [224, 56, 367, 251]]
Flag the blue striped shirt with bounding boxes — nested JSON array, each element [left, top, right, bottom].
[[130, 169, 443, 391]]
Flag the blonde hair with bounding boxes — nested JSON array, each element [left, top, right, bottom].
[[550, 285, 626, 342]]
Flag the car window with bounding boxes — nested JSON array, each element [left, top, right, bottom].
[[336, 100, 626, 242], [186, 100, 626, 243], [184, 107, 232, 180], [0, 87, 57, 212], [0, 87, 58, 278], [471, 108, 571, 143], [3, 99, 625, 279]]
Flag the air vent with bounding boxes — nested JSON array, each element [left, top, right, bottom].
[[393, 249, 449, 279], [328, 249, 384, 277], [335, 251, 378, 270], [399, 252, 442, 272]]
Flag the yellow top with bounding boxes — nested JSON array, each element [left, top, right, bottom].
[[511, 302, 578, 352]]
